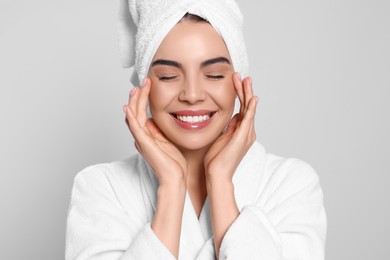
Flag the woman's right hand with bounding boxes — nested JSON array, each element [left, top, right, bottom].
[[124, 78, 187, 258], [123, 78, 188, 186]]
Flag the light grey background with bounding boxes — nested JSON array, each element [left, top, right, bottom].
[[0, 0, 389, 259]]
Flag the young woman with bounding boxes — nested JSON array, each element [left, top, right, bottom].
[[66, 1, 326, 259]]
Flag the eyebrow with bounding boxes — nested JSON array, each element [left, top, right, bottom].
[[151, 56, 231, 69], [200, 57, 231, 68], [151, 59, 182, 68]]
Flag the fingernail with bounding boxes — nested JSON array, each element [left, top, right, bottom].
[[237, 73, 242, 81], [123, 105, 127, 113], [249, 77, 252, 85]]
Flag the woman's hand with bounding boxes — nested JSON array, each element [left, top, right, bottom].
[[124, 78, 187, 258], [204, 73, 258, 182], [123, 78, 188, 186]]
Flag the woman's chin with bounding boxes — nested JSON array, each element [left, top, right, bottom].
[[172, 137, 216, 153]]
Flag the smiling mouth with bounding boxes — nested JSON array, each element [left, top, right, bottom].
[[170, 111, 216, 124], [175, 113, 212, 123]]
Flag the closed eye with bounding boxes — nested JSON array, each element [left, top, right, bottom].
[[158, 75, 178, 81], [206, 75, 225, 80]]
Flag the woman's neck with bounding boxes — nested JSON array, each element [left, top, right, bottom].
[[180, 146, 209, 189]]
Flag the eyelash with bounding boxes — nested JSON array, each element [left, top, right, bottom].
[[158, 75, 225, 81], [158, 76, 177, 81], [206, 75, 224, 79]]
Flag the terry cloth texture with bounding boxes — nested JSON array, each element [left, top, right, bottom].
[[117, 0, 249, 87], [65, 141, 327, 259]]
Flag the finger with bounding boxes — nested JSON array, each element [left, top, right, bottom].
[[134, 141, 142, 154], [145, 119, 169, 142], [126, 111, 160, 155], [225, 114, 239, 135], [243, 77, 254, 112], [241, 96, 259, 127], [145, 118, 161, 136], [124, 105, 146, 137], [214, 97, 258, 165], [124, 106, 176, 169], [247, 100, 257, 137], [129, 86, 140, 117], [232, 73, 245, 116], [137, 78, 151, 125], [224, 97, 258, 151], [248, 120, 256, 143], [233, 73, 244, 106], [232, 96, 257, 141], [123, 104, 149, 142], [123, 105, 138, 131], [124, 87, 135, 119]]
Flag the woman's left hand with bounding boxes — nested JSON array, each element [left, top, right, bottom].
[[204, 72, 259, 182]]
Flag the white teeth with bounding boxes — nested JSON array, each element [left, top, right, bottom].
[[177, 114, 211, 123]]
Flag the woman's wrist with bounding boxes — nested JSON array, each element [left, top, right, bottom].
[[157, 181, 187, 199], [205, 170, 233, 186], [206, 176, 234, 194], [152, 181, 187, 258], [158, 172, 187, 190]]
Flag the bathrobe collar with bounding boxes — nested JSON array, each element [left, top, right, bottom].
[[137, 141, 266, 258]]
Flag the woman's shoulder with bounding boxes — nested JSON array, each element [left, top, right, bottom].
[[73, 153, 141, 185], [67, 154, 150, 236], [251, 140, 319, 180], [264, 152, 320, 186], [251, 141, 322, 197], [70, 154, 145, 209]]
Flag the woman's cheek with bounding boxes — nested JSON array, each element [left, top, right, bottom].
[[215, 80, 235, 103], [149, 82, 174, 106], [225, 82, 237, 112]]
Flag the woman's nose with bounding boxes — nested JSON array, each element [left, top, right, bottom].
[[178, 78, 206, 104]]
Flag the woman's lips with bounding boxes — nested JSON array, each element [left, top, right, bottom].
[[171, 110, 216, 130]]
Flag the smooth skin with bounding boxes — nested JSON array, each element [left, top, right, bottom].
[[123, 20, 258, 259]]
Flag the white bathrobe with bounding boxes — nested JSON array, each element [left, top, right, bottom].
[[65, 141, 327, 259]]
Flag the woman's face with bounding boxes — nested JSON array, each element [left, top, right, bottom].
[[147, 20, 236, 151]]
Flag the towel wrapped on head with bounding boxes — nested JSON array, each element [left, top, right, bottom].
[[117, 0, 249, 87]]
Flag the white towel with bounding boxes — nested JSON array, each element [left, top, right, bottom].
[[117, 0, 249, 87]]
